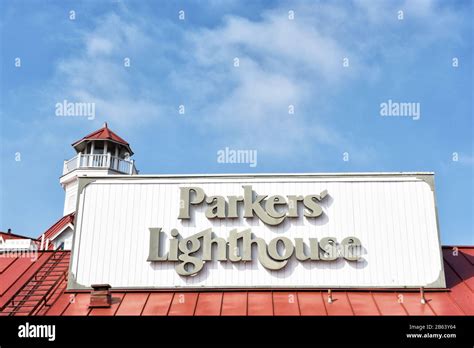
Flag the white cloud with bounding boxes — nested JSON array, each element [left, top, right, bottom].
[[86, 36, 114, 56], [48, 1, 466, 161], [51, 13, 167, 127], [190, 14, 347, 82], [175, 10, 357, 155]]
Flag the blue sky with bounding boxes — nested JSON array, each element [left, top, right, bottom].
[[0, 0, 472, 244]]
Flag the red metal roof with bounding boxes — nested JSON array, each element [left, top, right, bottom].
[[72, 123, 129, 147], [71, 123, 133, 155], [39, 213, 75, 241], [0, 247, 472, 316], [0, 231, 35, 241]]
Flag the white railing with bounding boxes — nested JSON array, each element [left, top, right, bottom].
[[62, 153, 137, 175]]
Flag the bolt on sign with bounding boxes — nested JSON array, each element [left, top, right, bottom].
[[68, 173, 446, 289]]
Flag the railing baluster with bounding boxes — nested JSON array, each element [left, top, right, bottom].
[[62, 153, 134, 175]]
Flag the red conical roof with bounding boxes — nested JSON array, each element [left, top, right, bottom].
[[72, 122, 129, 146], [71, 123, 133, 155]]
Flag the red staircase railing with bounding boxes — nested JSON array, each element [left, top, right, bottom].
[[1, 250, 70, 316]]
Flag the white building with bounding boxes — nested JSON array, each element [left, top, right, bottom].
[[38, 124, 446, 290], [40, 123, 138, 250]]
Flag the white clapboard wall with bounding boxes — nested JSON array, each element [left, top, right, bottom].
[[69, 173, 445, 289]]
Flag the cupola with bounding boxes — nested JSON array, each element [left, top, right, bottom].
[[60, 123, 138, 215]]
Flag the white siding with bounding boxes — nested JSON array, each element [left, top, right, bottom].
[[63, 181, 78, 216], [52, 226, 74, 251], [69, 174, 445, 289]]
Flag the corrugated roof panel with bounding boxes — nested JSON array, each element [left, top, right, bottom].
[[297, 292, 327, 315], [115, 293, 149, 316], [426, 292, 465, 316], [0, 256, 40, 295], [0, 257, 17, 273], [194, 292, 223, 316], [273, 292, 300, 316], [36, 282, 68, 316], [444, 257, 461, 288], [168, 293, 198, 316], [443, 248, 474, 291], [221, 292, 247, 316], [347, 292, 380, 315], [1, 247, 473, 316], [443, 262, 474, 315], [141, 293, 174, 316], [248, 292, 273, 316], [0, 253, 52, 308], [398, 293, 435, 316], [460, 248, 474, 264], [89, 293, 125, 316], [62, 293, 91, 316], [372, 293, 407, 316], [44, 293, 73, 315], [322, 292, 354, 316]]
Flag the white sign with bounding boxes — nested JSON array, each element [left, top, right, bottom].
[[69, 173, 446, 289]]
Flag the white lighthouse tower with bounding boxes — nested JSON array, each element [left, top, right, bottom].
[[60, 123, 138, 216], [37, 123, 137, 251]]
